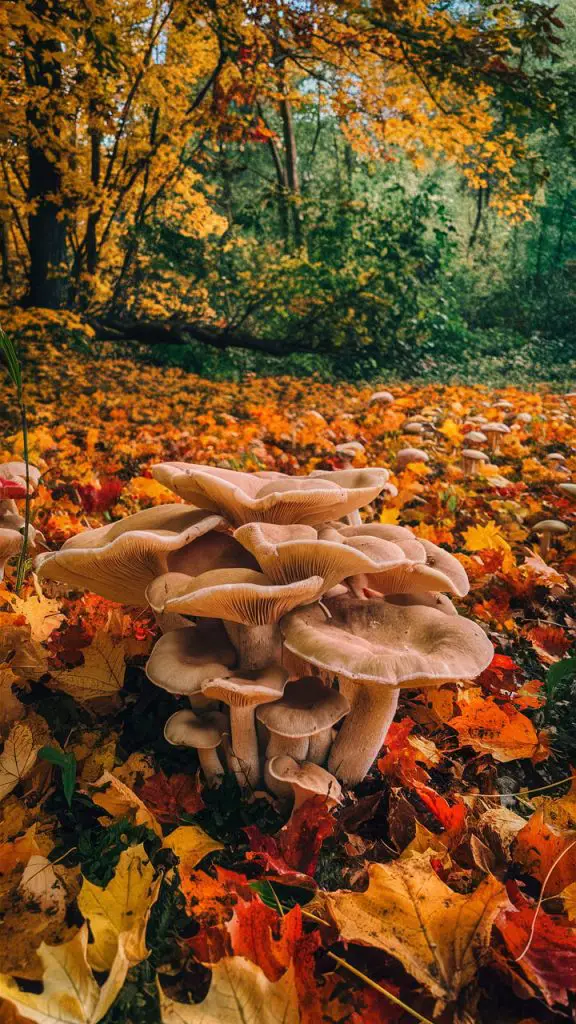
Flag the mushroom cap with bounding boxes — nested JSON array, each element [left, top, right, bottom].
[[532, 519, 569, 535], [34, 505, 227, 604], [403, 423, 424, 435], [483, 423, 511, 435], [464, 431, 487, 444], [146, 622, 237, 695], [164, 709, 228, 748], [267, 756, 342, 803], [559, 483, 576, 500], [256, 677, 349, 737], [201, 664, 288, 706], [516, 413, 532, 424], [360, 538, 469, 598], [397, 448, 429, 466], [233, 522, 408, 592], [0, 461, 42, 491], [546, 453, 566, 462], [146, 567, 325, 625], [335, 442, 365, 458], [152, 463, 388, 527], [338, 523, 427, 564], [461, 449, 489, 462], [369, 391, 394, 405], [281, 596, 493, 689]]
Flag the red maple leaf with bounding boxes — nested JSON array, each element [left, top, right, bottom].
[[139, 770, 204, 823]]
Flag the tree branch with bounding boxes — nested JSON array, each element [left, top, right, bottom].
[[89, 317, 318, 357]]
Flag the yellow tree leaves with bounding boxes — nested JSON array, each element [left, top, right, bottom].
[[321, 851, 509, 1007], [158, 959, 300, 1024]]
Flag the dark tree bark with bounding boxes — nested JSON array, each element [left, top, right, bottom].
[[89, 316, 320, 356], [23, 0, 68, 309]]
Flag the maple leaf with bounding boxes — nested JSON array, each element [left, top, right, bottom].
[[0, 926, 130, 1024], [322, 850, 509, 1007], [462, 521, 511, 554], [77, 843, 161, 971], [139, 771, 204, 824], [4, 594, 63, 644], [0, 724, 39, 802], [227, 902, 302, 982], [90, 771, 162, 837], [158, 956, 300, 1024], [377, 718, 431, 786], [514, 787, 576, 896], [164, 825, 223, 881], [449, 694, 544, 762], [51, 633, 126, 702], [497, 881, 576, 1006]]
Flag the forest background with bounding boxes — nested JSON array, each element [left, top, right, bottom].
[[0, 0, 575, 383]]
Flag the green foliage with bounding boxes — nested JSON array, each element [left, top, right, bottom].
[[39, 745, 77, 808]]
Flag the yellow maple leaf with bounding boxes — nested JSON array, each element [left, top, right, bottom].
[[462, 521, 511, 553], [158, 957, 300, 1024], [379, 507, 400, 525], [52, 634, 126, 702], [5, 593, 63, 643], [164, 825, 224, 879], [78, 844, 161, 972]]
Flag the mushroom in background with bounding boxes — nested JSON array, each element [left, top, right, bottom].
[[532, 519, 569, 559], [164, 709, 228, 787], [461, 449, 489, 477], [368, 390, 394, 406], [396, 447, 429, 469], [483, 422, 511, 454], [559, 483, 576, 501]]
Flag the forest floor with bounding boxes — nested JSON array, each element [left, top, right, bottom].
[[0, 349, 575, 1024]]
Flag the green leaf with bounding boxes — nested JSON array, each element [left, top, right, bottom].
[[39, 745, 77, 807], [545, 657, 576, 701]]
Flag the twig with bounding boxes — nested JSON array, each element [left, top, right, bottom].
[[514, 837, 576, 963], [327, 953, 437, 1024]]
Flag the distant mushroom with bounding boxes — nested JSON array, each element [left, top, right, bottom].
[[559, 483, 576, 501], [532, 519, 569, 559], [516, 413, 532, 425], [281, 596, 493, 785], [201, 665, 288, 788], [368, 390, 394, 406], [396, 448, 429, 469], [483, 422, 511, 454], [464, 431, 487, 445], [257, 676, 349, 773], [335, 442, 365, 468], [267, 756, 342, 817], [164, 710, 228, 786], [461, 449, 489, 477], [403, 422, 424, 436]]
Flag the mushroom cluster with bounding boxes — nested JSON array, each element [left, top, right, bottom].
[[36, 461, 493, 799]]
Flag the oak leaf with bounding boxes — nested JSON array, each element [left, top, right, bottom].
[[158, 957, 300, 1024], [322, 850, 509, 1006], [77, 843, 161, 971]]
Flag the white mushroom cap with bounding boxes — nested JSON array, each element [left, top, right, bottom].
[[201, 664, 288, 707], [256, 677, 349, 738], [464, 431, 487, 444], [396, 448, 429, 468], [483, 423, 511, 435], [164, 709, 228, 749], [532, 520, 568, 535], [369, 391, 394, 405], [146, 623, 237, 695], [267, 756, 342, 807], [559, 483, 576, 501], [0, 529, 23, 579], [461, 449, 489, 462]]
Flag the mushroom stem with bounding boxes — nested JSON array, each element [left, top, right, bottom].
[[228, 704, 260, 788], [222, 621, 281, 671], [267, 733, 309, 760], [307, 727, 332, 766], [346, 509, 362, 527], [197, 747, 225, 787], [327, 684, 399, 785], [539, 532, 551, 559]]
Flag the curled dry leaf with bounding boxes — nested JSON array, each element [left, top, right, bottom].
[[0, 724, 40, 803]]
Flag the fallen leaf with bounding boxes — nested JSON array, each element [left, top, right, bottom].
[[78, 843, 161, 971], [228, 902, 302, 982], [158, 956, 300, 1024], [0, 667, 25, 731], [164, 825, 223, 879], [5, 595, 63, 644], [462, 521, 511, 553], [322, 850, 509, 1007], [90, 771, 162, 837], [139, 771, 204, 824], [0, 925, 130, 1024], [0, 724, 40, 802], [52, 633, 126, 702], [449, 696, 543, 762]]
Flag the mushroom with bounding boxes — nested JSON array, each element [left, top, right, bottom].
[[403, 422, 425, 436], [146, 620, 237, 701], [532, 519, 569, 558], [483, 423, 511, 454], [368, 391, 394, 406], [280, 596, 493, 785], [257, 676, 349, 772], [233, 522, 410, 596], [516, 413, 532, 424], [545, 453, 566, 467], [164, 710, 228, 786], [463, 431, 487, 445], [201, 665, 288, 788], [396, 448, 429, 469], [152, 463, 388, 527], [34, 505, 233, 604], [335, 442, 365, 468], [559, 483, 576, 502], [146, 568, 325, 670], [461, 449, 489, 477], [0, 461, 42, 493], [267, 756, 342, 817]]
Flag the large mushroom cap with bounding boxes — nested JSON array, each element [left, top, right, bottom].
[[34, 505, 228, 604], [202, 664, 288, 705], [281, 596, 493, 688], [146, 622, 237, 695], [233, 522, 408, 592], [152, 463, 388, 526], [146, 567, 326, 625], [164, 709, 228, 748], [338, 523, 427, 564], [256, 677, 349, 737]]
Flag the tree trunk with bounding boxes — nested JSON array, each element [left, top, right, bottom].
[[23, 0, 68, 308], [279, 95, 303, 249]]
